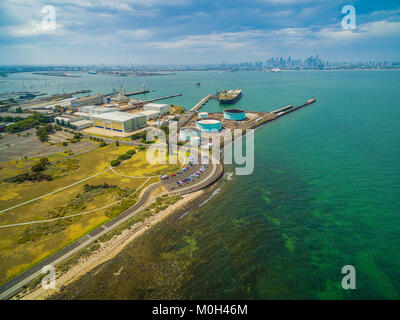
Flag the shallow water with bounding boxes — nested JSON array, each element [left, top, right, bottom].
[[6, 70, 399, 299]]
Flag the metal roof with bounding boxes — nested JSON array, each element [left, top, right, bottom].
[[92, 111, 145, 122]]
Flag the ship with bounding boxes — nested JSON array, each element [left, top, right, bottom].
[[195, 82, 200, 87], [88, 70, 97, 74], [218, 89, 242, 104]]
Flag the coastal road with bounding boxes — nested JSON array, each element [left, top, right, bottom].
[[0, 157, 224, 300], [0, 181, 162, 300]]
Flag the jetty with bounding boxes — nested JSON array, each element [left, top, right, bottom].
[[125, 89, 150, 96], [190, 94, 212, 112]]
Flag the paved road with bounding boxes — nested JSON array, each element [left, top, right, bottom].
[[0, 158, 224, 300], [0, 181, 161, 300]]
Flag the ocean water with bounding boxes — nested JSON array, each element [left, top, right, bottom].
[[3, 70, 400, 299]]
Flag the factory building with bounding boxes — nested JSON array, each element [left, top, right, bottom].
[[78, 106, 114, 114], [137, 110, 160, 120], [143, 103, 169, 115], [71, 94, 104, 108], [70, 120, 92, 130], [92, 111, 146, 132], [55, 116, 71, 125]]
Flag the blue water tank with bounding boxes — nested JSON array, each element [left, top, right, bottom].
[[196, 119, 222, 132], [224, 108, 246, 121]]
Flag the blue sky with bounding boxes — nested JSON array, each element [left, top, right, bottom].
[[1, 0, 400, 65]]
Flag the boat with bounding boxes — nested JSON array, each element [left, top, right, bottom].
[[218, 89, 242, 104], [195, 82, 200, 87], [88, 70, 97, 74]]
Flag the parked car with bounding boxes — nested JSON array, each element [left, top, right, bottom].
[[161, 175, 169, 180]]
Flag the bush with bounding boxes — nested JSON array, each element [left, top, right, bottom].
[[126, 149, 136, 156], [36, 127, 48, 142], [73, 132, 82, 140], [31, 157, 50, 172], [99, 141, 107, 147], [110, 159, 121, 167], [44, 124, 54, 133], [62, 141, 68, 146], [117, 154, 131, 161], [7, 172, 52, 183]]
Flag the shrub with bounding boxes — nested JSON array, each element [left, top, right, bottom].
[[99, 141, 107, 147], [110, 159, 121, 167], [117, 154, 131, 161], [126, 149, 136, 156], [62, 141, 68, 146], [31, 162, 45, 172]]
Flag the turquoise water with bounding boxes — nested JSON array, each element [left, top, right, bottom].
[[4, 70, 400, 299]]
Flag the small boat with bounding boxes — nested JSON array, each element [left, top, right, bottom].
[[195, 82, 200, 87]]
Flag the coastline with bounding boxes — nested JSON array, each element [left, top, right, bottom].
[[20, 182, 219, 300]]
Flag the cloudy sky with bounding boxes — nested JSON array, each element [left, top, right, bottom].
[[1, 0, 400, 65]]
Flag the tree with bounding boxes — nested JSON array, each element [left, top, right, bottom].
[[44, 124, 54, 133], [110, 159, 121, 167], [116, 140, 120, 146], [31, 158, 49, 172], [36, 127, 48, 142]]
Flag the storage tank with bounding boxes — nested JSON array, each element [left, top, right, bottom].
[[179, 127, 201, 141], [196, 118, 222, 132], [190, 136, 201, 147], [223, 108, 246, 121], [198, 112, 208, 119]]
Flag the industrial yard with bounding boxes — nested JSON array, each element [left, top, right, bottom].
[[0, 78, 316, 299]]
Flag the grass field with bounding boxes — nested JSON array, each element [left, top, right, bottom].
[[0, 143, 182, 285]]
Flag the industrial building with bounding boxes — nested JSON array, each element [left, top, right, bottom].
[[143, 103, 169, 115], [137, 110, 160, 120], [78, 106, 114, 114], [55, 116, 70, 125], [196, 118, 222, 132], [71, 94, 104, 108], [70, 120, 92, 130], [223, 109, 246, 121], [92, 111, 146, 132]]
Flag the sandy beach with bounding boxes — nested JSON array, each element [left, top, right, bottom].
[[20, 185, 214, 300]]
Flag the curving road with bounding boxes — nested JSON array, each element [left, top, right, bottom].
[[0, 157, 224, 300]]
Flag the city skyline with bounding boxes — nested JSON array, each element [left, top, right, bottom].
[[1, 0, 400, 65]]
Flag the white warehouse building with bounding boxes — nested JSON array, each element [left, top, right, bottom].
[[143, 103, 169, 115], [92, 111, 146, 132], [137, 110, 160, 120]]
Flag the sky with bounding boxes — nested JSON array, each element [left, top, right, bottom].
[[0, 0, 400, 65]]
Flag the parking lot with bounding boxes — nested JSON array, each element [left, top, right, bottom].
[[161, 162, 212, 192]]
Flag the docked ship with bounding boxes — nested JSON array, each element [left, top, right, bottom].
[[218, 89, 242, 104]]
